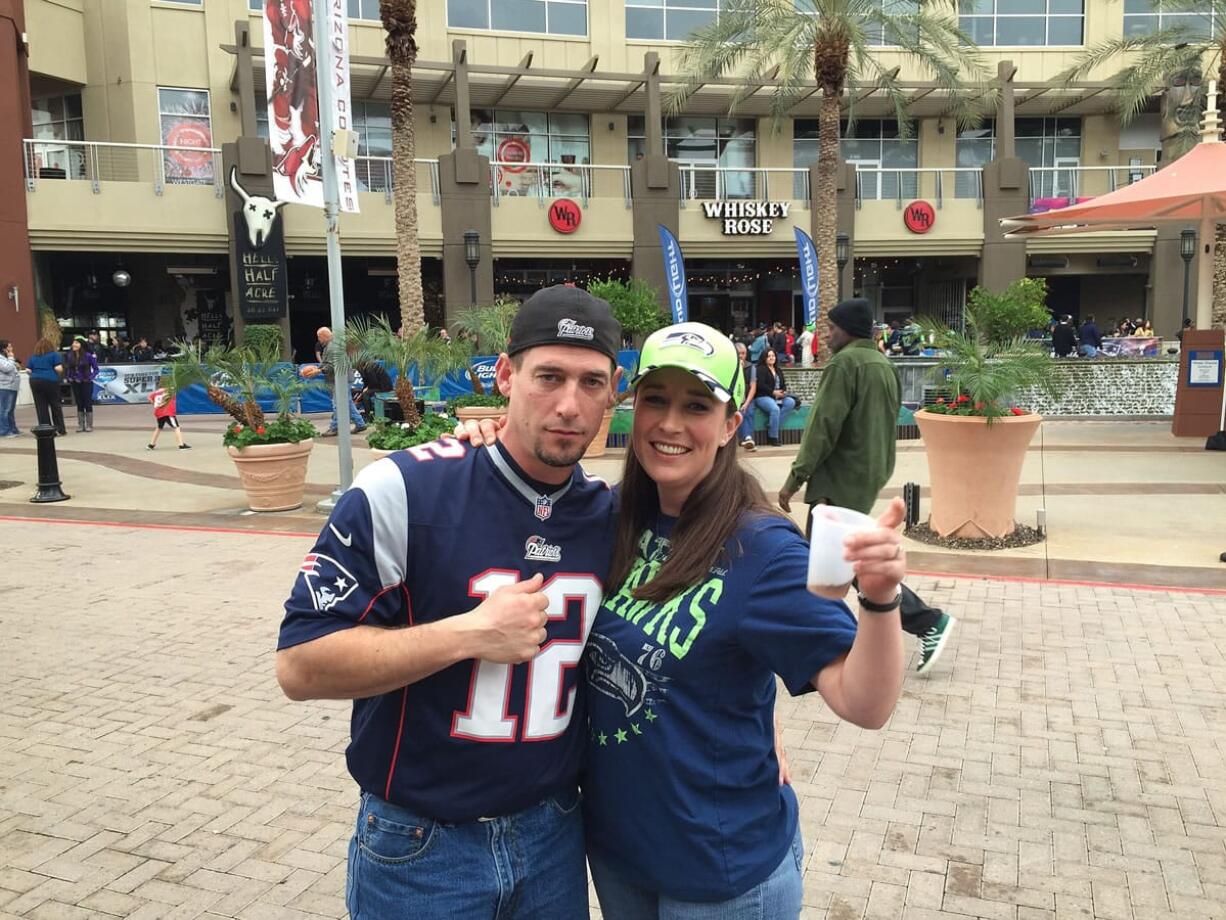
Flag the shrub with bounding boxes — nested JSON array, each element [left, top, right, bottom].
[[964, 278, 1052, 345]]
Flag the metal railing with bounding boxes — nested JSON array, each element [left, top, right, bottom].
[[353, 157, 441, 204], [23, 139, 224, 197], [677, 165, 810, 205], [852, 166, 984, 209], [1028, 164, 1157, 211], [489, 161, 632, 209]]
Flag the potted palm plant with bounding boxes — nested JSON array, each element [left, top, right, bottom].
[[914, 279, 1056, 539], [449, 298, 518, 423], [347, 316, 468, 458], [170, 336, 323, 512]]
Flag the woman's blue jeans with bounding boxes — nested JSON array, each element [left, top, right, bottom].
[[753, 396, 796, 440]]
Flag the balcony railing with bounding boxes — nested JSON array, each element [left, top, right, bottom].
[[24, 139, 224, 197], [353, 156, 441, 204], [677, 165, 811, 204], [1028, 165, 1157, 212], [853, 167, 984, 209], [489, 161, 632, 209]]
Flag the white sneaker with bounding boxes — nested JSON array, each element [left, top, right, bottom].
[[740, 437, 756, 451]]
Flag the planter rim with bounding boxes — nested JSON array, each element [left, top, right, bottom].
[[226, 439, 315, 457], [915, 410, 1042, 424]]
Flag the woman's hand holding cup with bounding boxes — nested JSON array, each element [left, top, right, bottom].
[[844, 497, 906, 605]]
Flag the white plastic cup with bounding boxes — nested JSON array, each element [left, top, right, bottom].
[[807, 505, 879, 600]]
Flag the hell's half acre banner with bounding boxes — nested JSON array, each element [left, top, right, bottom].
[[263, 0, 359, 212]]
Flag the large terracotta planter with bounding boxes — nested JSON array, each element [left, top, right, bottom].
[[582, 409, 616, 459], [915, 410, 1041, 539], [227, 440, 314, 512]]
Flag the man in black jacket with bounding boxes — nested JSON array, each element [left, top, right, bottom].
[[1078, 314, 1103, 357], [1052, 315, 1078, 357]]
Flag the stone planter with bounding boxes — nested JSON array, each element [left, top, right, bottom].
[[582, 409, 616, 459], [915, 411, 1041, 539], [226, 440, 314, 512]]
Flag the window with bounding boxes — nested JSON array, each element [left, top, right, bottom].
[[348, 0, 382, 18], [448, 0, 587, 35], [161, 0, 202, 5], [30, 93, 85, 179], [157, 87, 214, 184], [958, 0, 1083, 46], [626, 0, 720, 41], [1123, 0, 1215, 38], [464, 109, 591, 198], [957, 118, 1082, 198], [796, 0, 919, 46], [629, 115, 756, 198], [793, 119, 918, 199]]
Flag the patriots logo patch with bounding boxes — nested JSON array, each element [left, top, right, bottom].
[[299, 553, 360, 612]]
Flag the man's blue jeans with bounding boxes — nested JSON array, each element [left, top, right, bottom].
[[737, 406, 756, 442], [753, 396, 796, 440], [0, 388, 17, 435], [346, 789, 588, 920], [330, 391, 366, 432], [588, 825, 803, 919]]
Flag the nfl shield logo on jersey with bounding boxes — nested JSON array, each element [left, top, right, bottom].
[[534, 495, 552, 521], [299, 553, 360, 612]]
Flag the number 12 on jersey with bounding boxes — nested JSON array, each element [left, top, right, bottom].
[[451, 571, 601, 743]]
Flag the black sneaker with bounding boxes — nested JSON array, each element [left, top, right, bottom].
[[321, 428, 338, 438], [147, 444, 156, 450], [179, 444, 192, 450], [917, 613, 956, 675]]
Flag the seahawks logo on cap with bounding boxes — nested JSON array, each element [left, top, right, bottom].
[[660, 330, 715, 356]]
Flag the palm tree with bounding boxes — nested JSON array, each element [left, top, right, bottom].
[[380, 0, 426, 336], [451, 298, 520, 394], [670, 0, 989, 361], [348, 316, 470, 428], [1059, 14, 1226, 327]]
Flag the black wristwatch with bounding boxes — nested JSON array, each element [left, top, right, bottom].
[[857, 591, 902, 613]]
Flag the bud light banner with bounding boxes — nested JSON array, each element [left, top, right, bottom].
[[794, 227, 819, 328], [658, 224, 689, 324]]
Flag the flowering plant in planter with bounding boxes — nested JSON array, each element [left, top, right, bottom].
[[924, 396, 1031, 418], [365, 412, 457, 451], [224, 415, 320, 449]]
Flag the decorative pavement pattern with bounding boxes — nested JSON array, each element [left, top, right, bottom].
[[2, 518, 1224, 919]]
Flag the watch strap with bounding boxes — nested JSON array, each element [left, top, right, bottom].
[[857, 591, 902, 613]]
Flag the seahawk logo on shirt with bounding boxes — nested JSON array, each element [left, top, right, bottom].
[[524, 535, 562, 563], [661, 330, 715, 356], [558, 318, 595, 341], [299, 552, 359, 612]]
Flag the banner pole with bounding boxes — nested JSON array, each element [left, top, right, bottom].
[[314, 0, 353, 511]]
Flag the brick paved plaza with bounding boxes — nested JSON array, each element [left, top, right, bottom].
[[2, 513, 1224, 919]]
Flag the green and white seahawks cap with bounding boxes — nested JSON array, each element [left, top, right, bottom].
[[631, 322, 745, 405]]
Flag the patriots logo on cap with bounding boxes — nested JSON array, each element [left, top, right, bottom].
[[299, 553, 360, 612], [660, 330, 715, 356]]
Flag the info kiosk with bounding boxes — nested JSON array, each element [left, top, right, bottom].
[[1172, 330, 1226, 437]]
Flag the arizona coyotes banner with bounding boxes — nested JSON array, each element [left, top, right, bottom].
[[263, 0, 359, 212]]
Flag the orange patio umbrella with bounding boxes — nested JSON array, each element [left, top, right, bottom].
[[1001, 83, 1226, 328]]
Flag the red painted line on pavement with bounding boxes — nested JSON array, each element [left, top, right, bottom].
[[0, 515, 317, 538], [908, 569, 1226, 597]]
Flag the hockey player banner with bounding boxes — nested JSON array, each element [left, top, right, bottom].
[[264, 0, 323, 208]]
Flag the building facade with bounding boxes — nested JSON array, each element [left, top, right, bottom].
[[0, 0, 1200, 358]]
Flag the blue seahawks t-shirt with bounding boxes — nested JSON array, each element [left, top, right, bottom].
[[279, 438, 616, 822], [582, 512, 858, 902]]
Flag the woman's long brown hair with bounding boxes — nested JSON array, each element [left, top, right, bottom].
[[607, 403, 790, 602]]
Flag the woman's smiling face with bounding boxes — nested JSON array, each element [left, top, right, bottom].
[[632, 367, 738, 516]]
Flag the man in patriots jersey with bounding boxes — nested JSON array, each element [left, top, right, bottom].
[[276, 286, 622, 919]]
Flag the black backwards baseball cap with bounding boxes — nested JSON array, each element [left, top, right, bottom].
[[507, 285, 622, 362]]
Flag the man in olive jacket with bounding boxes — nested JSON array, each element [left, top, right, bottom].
[[778, 298, 955, 674]]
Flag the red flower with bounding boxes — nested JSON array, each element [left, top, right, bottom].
[[234, 424, 243, 432], [955, 394, 970, 404], [256, 426, 267, 435], [935, 397, 945, 405], [974, 401, 985, 410], [1009, 407, 1026, 416]]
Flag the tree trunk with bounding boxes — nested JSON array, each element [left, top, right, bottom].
[[815, 92, 842, 365], [395, 374, 421, 428], [1215, 225, 1226, 330], [381, 1, 426, 337]]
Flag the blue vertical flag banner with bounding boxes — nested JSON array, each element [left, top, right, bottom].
[[657, 224, 689, 324], [794, 227, 819, 328]]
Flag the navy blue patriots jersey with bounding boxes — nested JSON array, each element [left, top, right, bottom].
[[279, 438, 615, 822]]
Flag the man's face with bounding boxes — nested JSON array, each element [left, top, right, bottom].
[[495, 345, 620, 470], [829, 326, 853, 353]]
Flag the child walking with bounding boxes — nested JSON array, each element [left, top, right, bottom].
[[148, 380, 190, 450]]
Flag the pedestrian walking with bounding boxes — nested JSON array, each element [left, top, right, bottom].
[[0, 340, 24, 437], [26, 339, 66, 436], [65, 337, 99, 432], [778, 297, 956, 674], [303, 326, 367, 436], [147, 380, 190, 450]]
